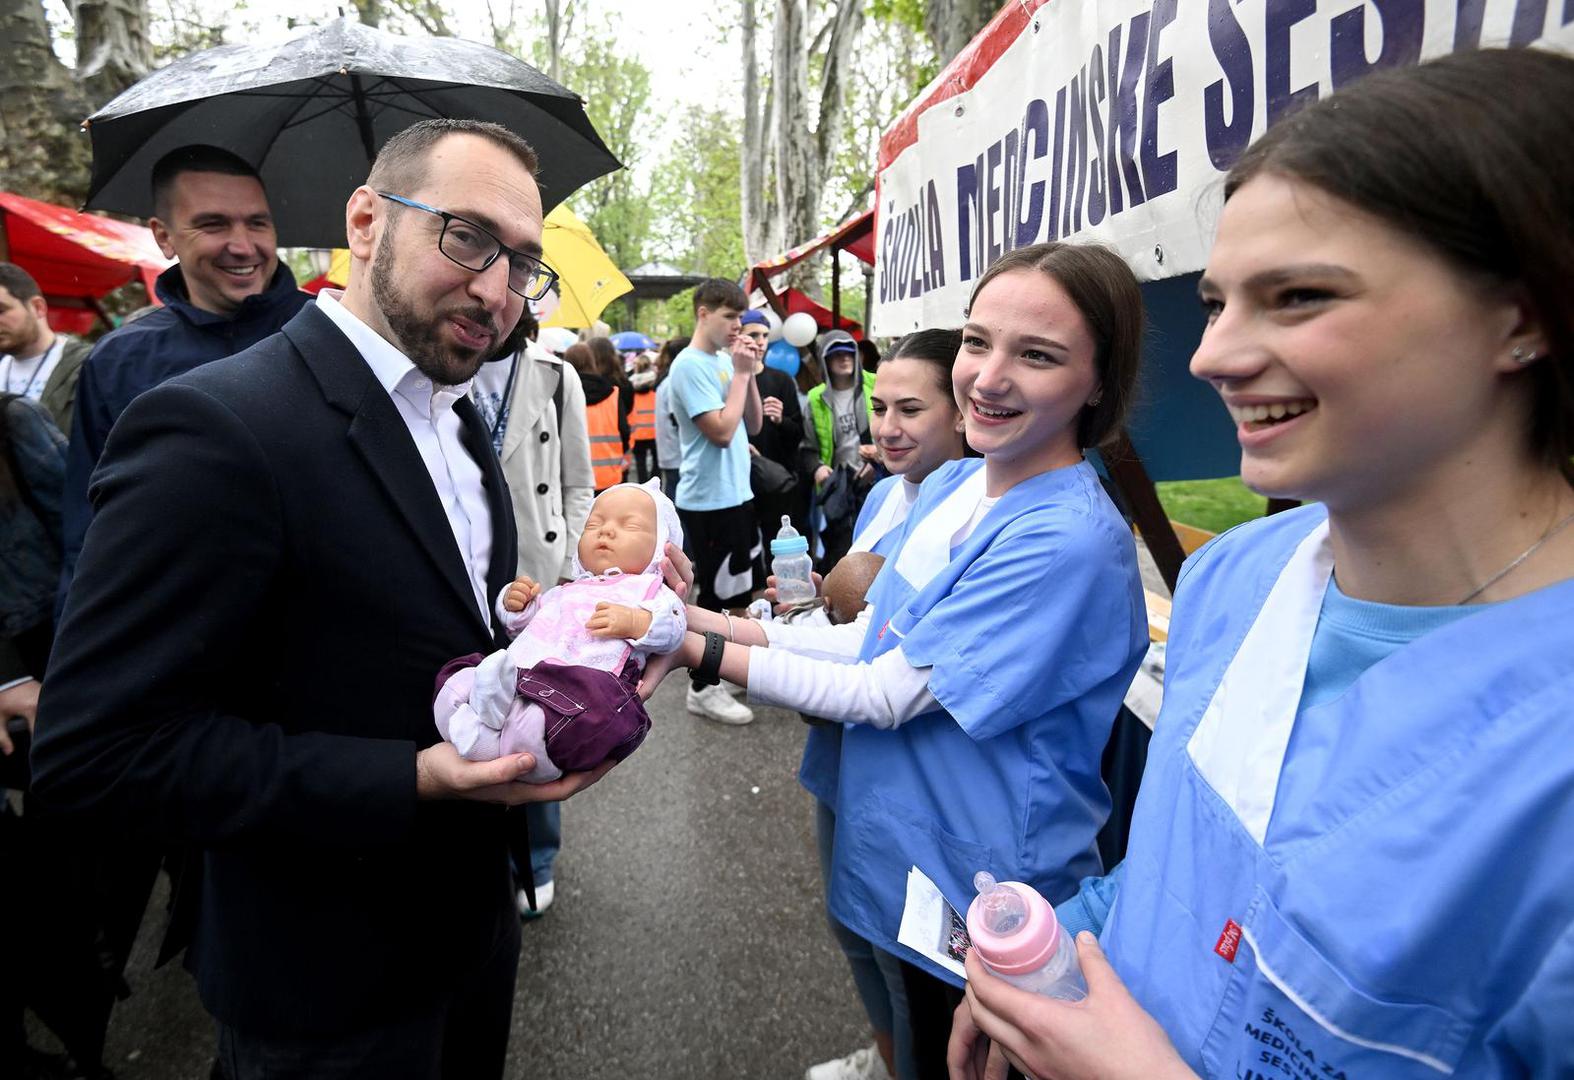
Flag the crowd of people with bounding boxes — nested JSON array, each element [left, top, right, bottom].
[[1, 44, 1571, 1080]]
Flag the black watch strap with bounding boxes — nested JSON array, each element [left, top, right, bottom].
[[693, 630, 727, 687]]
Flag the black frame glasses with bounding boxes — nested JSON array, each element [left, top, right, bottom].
[[376, 192, 558, 302]]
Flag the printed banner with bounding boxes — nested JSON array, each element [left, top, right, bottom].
[[872, 0, 1574, 335]]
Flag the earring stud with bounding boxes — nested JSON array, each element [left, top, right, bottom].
[[1512, 346, 1538, 364]]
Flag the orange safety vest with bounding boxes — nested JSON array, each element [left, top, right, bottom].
[[585, 394, 625, 491], [630, 389, 656, 444]]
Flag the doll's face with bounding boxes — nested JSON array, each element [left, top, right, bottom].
[[578, 487, 659, 575]]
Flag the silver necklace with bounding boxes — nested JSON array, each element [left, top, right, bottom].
[[1458, 508, 1574, 604]]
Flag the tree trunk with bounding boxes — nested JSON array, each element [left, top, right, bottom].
[[925, 0, 995, 65], [772, 0, 863, 289], [0, 0, 95, 204], [544, 0, 568, 82], [353, 0, 384, 29], [740, 0, 772, 268], [71, 0, 152, 110]]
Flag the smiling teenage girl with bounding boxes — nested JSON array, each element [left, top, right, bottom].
[[662, 243, 1148, 1078], [949, 48, 1574, 1080]]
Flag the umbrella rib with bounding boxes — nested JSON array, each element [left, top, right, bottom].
[[267, 76, 350, 139], [280, 99, 361, 131], [381, 77, 455, 121]]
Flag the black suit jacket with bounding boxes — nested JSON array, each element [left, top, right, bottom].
[[32, 305, 521, 1037]]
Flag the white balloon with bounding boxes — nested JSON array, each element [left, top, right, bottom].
[[782, 311, 818, 348], [765, 308, 784, 342]]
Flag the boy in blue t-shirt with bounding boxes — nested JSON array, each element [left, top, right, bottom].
[[665, 278, 764, 724]]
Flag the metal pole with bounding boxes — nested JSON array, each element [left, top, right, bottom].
[[831, 245, 842, 327]]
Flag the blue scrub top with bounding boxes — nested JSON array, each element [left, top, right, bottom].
[[1104, 506, 1574, 1077], [799, 476, 918, 807], [828, 458, 1146, 985]]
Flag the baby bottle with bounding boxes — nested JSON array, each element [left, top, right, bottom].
[[770, 516, 817, 604], [965, 871, 1086, 1001]]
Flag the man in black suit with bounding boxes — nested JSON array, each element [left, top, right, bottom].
[[31, 119, 610, 1079]]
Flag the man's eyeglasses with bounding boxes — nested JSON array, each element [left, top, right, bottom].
[[376, 193, 558, 302]]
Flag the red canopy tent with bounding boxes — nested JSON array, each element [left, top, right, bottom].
[[746, 209, 875, 336], [0, 192, 171, 335]]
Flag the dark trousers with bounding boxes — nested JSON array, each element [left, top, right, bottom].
[[900, 960, 1026, 1080], [678, 502, 761, 612], [630, 440, 658, 484], [216, 922, 520, 1080]]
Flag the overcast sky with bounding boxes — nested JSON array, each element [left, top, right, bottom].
[[48, 0, 742, 155]]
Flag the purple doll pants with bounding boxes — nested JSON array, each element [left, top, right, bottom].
[[433, 655, 652, 782]]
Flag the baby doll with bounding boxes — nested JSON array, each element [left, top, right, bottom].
[[820, 552, 885, 626], [433, 479, 686, 783]]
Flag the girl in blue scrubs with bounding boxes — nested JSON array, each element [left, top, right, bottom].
[[949, 49, 1574, 1080], [781, 329, 968, 1080], [667, 243, 1150, 1079]]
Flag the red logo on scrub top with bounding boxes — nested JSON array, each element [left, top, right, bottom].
[[1215, 919, 1242, 963], [877, 619, 890, 640]]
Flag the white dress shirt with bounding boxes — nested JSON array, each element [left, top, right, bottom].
[[316, 291, 493, 623]]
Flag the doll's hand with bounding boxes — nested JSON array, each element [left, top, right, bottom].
[[953, 936, 1196, 1080], [504, 576, 541, 612], [586, 602, 652, 641]]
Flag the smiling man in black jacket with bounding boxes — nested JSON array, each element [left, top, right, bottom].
[[33, 119, 612, 1080]]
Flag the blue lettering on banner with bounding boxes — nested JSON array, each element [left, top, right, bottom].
[[1066, 66, 1088, 237], [1266, 0, 1319, 126], [879, 0, 1563, 306], [1331, 0, 1424, 88], [986, 138, 1004, 267], [1454, 0, 1487, 49], [1511, 0, 1548, 45], [1048, 86, 1067, 242], [1087, 44, 1108, 226], [1140, 0, 1179, 198], [1106, 14, 1148, 214], [1016, 98, 1049, 247], [879, 181, 947, 305], [1205, 0, 1254, 170]]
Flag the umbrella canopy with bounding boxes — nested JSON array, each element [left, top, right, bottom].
[[82, 17, 620, 247], [537, 203, 631, 330], [610, 331, 654, 352]]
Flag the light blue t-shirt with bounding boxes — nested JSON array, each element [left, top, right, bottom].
[[667, 345, 751, 511], [1061, 578, 1485, 938]]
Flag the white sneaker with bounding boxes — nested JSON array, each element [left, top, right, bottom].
[[517, 878, 554, 919], [805, 1045, 891, 1080], [687, 683, 754, 725]]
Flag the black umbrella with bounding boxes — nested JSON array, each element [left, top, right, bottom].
[[81, 17, 620, 247]]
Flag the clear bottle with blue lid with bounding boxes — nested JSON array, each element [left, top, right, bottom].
[[770, 516, 816, 604]]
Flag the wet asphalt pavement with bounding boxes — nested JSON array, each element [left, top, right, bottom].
[[32, 680, 870, 1080]]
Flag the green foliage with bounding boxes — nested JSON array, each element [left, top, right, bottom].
[[526, 14, 653, 273], [1155, 478, 1268, 535], [659, 289, 698, 338], [647, 107, 746, 280], [868, 0, 925, 34]]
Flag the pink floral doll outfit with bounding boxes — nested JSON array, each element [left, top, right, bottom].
[[433, 480, 686, 782]]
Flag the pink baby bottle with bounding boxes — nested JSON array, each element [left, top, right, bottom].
[[965, 871, 1087, 1001]]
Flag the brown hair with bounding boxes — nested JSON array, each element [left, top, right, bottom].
[[966, 243, 1144, 450], [655, 336, 690, 385], [1225, 48, 1574, 479], [367, 118, 539, 197], [586, 336, 628, 388], [562, 342, 594, 375], [884, 328, 965, 399]]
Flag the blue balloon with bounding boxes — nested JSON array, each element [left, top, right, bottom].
[[765, 339, 801, 378]]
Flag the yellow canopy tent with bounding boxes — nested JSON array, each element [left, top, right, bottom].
[[316, 204, 631, 329]]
